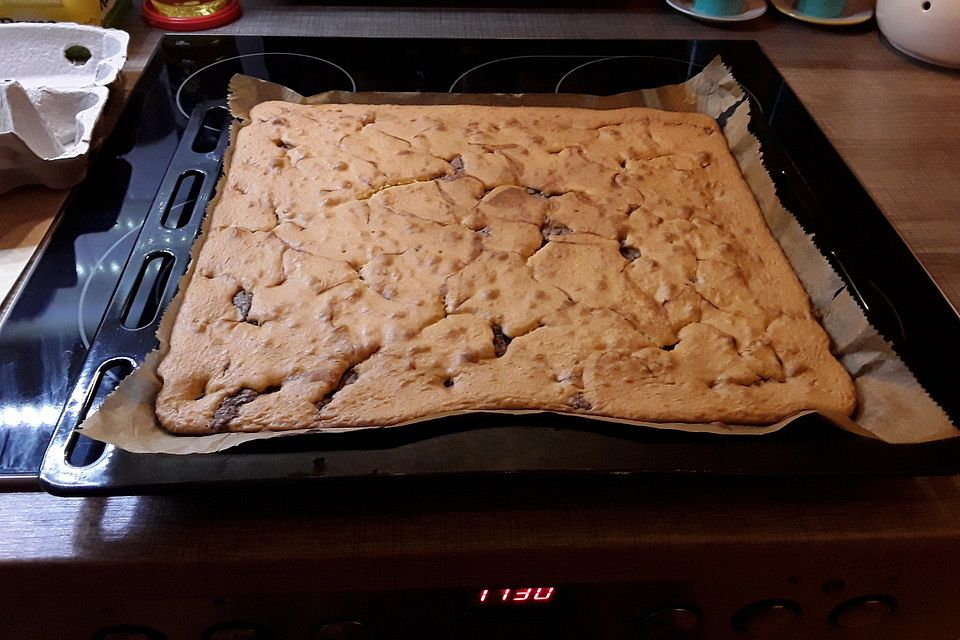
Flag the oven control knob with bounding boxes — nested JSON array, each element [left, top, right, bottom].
[[829, 595, 896, 628], [315, 621, 375, 640], [639, 606, 700, 638], [97, 628, 166, 640], [731, 600, 801, 635], [205, 625, 269, 639]]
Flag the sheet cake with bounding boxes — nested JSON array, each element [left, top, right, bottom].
[[154, 102, 856, 433]]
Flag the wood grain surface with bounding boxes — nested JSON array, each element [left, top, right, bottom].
[[1, 0, 959, 573]]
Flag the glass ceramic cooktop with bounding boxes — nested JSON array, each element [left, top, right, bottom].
[[3, 37, 958, 480]]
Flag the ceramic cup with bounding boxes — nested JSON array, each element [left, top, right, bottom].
[[691, 0, 745, 17], [795, 0, 848, 18]]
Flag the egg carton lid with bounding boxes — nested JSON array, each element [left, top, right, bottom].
[[0, 23, 129, 193], [0, 22, 129, 90]]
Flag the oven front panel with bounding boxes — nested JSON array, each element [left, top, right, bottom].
[[4, 536, 958, 640]]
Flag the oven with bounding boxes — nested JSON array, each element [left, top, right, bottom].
[[1, 34, 958, 640]]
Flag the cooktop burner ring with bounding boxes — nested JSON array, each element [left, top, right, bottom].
[[175, 52, 358, 119], [448, 54, 704, 92], [449, 54, 763, 114], [77, 225, 140, 350], [75, 198, 199, 351], [552, 55, 704, 93]]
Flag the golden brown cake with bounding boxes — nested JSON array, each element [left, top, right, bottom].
[[154, 101, 856, 434]]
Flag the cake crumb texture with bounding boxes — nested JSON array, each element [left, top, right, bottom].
[[155, 102, 856, 434]]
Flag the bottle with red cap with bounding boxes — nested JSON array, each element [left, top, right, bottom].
[[142, 0, 242, 31]]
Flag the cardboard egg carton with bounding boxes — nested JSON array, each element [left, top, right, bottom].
[[0, 23, 129, 194]]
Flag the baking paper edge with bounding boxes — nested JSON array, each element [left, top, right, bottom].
[[79, 59, 956, 453]]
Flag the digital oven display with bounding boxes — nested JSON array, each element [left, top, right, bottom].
[[477, 587, 556, 605]]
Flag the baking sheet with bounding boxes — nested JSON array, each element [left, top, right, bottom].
[[78, 58, 957, 453]]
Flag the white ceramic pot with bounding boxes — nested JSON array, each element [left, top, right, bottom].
[[876, 0, 960, 68]]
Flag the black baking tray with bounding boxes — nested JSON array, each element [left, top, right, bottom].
[[36, 37, 960, 495]]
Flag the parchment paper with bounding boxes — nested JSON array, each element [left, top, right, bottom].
[[79, 58, 957, 453]]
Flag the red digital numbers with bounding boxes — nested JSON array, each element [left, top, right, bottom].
[[534, 587, 554, 601], [513, 588, 532, 602], [477, 587, 555, 605]]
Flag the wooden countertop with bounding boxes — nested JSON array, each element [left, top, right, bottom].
[[2, 0, 960, 577]]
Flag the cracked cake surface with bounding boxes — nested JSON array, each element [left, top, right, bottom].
[[154, 101, 856, 434]]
